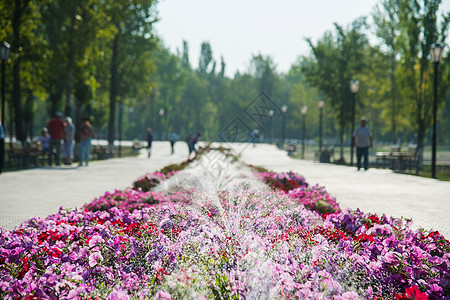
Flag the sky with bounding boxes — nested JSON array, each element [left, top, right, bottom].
[[154, 0, 450, 77]]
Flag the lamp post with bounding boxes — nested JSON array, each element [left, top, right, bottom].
[[318, 98, 325, 153], [0, 42, 10, 126], [0, 41, 10, 174], [281, 105, 287, 147], [118, 101, 124, 157], [350, 80, 359, 166], [431, 43, 444, 179], [268, 109, 274, 143], [301, 105, 308, 159], [159, 108, 165, 140]]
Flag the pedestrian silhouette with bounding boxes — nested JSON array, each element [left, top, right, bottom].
[[79, 117, 94, 167], [353, 117, 373, 171], [47, 111, 65, 166]]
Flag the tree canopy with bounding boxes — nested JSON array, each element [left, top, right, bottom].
[[0, 0, 448, 153]]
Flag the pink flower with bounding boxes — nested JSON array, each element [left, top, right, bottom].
[[108, 289, 130, 300], [153, 290, 173, 299], [88, 251, 103, 267], [89, 234, 103, 247]]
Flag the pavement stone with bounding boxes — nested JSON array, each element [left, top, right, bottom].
[[1, 142, 449, 240]]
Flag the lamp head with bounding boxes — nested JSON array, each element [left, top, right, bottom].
[[350, 80, 359, 94], [0, 41, 10, 61], [301, 105, 308, 115], [431, 43, 444, 63], [318, 99, 325, 109]]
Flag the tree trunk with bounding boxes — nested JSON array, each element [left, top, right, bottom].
[[391, 53, 397, 143], [118, 101, 123, 157], [75, 96, 82, 143], [64, 0, 79, 116], [24, 90, 33, 140], [11, 0, 30, 143], [338, 125, 345, 163], [108, 34, 119, 147], [12, 57, 24, 143]]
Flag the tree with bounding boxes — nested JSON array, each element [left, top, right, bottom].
[[250, 54, 278, 97], [303, 18, 369, 162], [395, 0, 448, 158], [198, 41, 214, 76], [373, 0, 402, 143], [103, 0, 158, 147], [4, 0, 42, 143]]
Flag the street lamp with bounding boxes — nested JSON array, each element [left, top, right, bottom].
[[350, 80, 359, 166], [159, 108, 165, 140], [281, 105, 287, 147], [0, 41, 10, 174], [318, 98, 325, 153], [301, 105, 308, 159], [0, 41, 10, 126], [268, 109, 274, 143], [431, 43, 444, 179]]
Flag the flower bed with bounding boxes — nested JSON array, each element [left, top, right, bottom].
[[1, 159, 449, 299], [133, 171, 179, 192], [256, 170, 341, 215], [82, 189, 192, 212]]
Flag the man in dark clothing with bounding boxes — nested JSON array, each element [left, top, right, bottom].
[[47, 111, 65, 166], [188, 131, 201, 158]]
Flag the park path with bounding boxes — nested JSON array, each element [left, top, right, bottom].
[[0, 141, 188, 230], [239, 143, 450, 238], [1, 142, 449, 239]]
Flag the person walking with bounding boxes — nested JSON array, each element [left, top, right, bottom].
[[79, 117, 94, 167], [169, 132, 178, 155], [188, 131, 201, 159], [47, 111, 65, 166], [353, 116, 373, 171], [63, 116, 75, 165], [251, 129, 259, 148], [146, 128, 153, 158]]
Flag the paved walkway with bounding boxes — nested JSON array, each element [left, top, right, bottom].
[[0, 141, 188, 230], [239, 144, 450, 238], [1, 142, 449, 239]]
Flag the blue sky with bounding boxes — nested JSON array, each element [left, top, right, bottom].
[[154, 0, 449, 77]]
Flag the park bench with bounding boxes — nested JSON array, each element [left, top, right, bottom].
[[315, 146, 334, 163], [7, 141, 41, 168], [92, 145, 114, 160], [7, 141, 27, 168], [286, 143, 297, 156], [131, 139, 143, 154], [375, 144, 400, 168], [389, 144, 418, 173]]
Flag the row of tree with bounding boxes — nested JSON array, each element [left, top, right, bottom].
[[0, 0, 449, 162]]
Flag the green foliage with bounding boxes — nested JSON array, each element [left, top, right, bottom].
[[1, 0, 449, 150]]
